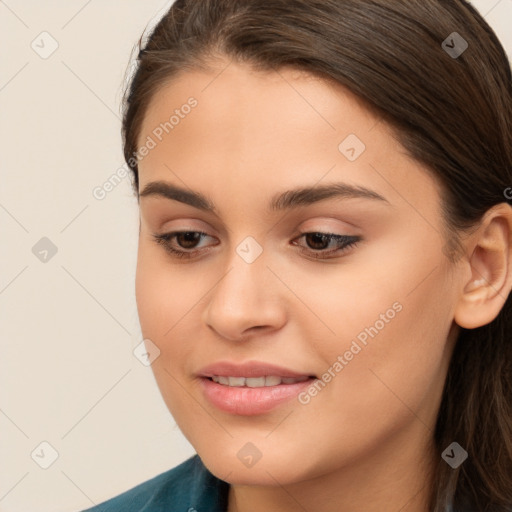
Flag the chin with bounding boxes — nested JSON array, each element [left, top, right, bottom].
[[197, 445, 320, 487]]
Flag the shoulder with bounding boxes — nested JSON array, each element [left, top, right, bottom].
[[80, 454, 229, 512]]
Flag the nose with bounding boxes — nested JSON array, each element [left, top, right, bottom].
[[201, 247, 287, 341]]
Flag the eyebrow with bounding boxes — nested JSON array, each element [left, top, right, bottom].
[[139, 180, 389, 212]]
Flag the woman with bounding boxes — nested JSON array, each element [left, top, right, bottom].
[[83, 1, 512, 511]]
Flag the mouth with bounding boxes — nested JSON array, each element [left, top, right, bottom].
[[209, 375, 311, 387], [197, 361, 317, 415]]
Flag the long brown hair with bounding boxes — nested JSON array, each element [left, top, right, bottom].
[[122, 1, 512, 510]]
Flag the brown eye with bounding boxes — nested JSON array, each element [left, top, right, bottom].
[[175, 231, 203, 249], [152, 231, 216, 259], [304, 233, 331, 250], [292, 232, 361, 260]]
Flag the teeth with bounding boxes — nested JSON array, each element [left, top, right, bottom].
[[246, 377, 266, 387], [210, 375, 309, 387], [265, 375, 282, 386], [227, 376, 246, 387]]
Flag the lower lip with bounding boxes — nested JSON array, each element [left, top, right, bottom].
[[200, 377, 314, 415]]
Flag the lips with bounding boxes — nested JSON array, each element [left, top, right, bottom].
[[197, 361, 316, 415]]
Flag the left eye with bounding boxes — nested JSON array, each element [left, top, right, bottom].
[[152, 231, 361, 260], [291, 232, 361, 259]]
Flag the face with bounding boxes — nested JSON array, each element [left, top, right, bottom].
[[135, 59, 463, 486]]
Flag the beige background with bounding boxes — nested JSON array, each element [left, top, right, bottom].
[[1, 1, 511, 511]]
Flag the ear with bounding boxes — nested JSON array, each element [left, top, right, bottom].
[[454, 203, 512, 329]]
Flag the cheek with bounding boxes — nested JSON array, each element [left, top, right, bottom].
[[272, 268, 453, 479], [289, 235, 453, 418], [135, 240, 201, 338], [134, 242, 199, 390], [134, 243, 199, 419]]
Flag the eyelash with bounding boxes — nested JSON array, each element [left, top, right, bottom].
[[152, 231, 361, 260]]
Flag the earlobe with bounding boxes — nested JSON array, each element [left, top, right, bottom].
[[454, 203, 512, 330]]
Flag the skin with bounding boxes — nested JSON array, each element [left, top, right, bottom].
[[134, 57, 512, 512]]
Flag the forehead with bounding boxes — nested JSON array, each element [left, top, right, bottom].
[[138, 60, 377, 155], [136, 60, 442, 219]]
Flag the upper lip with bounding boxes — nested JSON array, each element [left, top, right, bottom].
[[198, 361, 315, 379]]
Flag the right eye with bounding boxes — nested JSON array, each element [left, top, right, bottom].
[[152, 231, 218, 259]]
